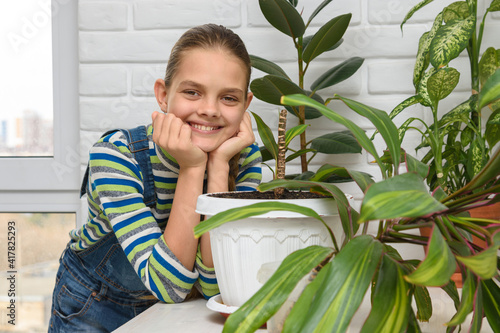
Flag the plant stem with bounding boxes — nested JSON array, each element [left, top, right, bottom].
[[297, 36, 308, 173]]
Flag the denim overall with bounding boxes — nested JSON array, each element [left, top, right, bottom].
[[49, 126, 159, 332]]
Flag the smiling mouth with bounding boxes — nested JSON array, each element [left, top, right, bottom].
[[189, 123, 221, 131]]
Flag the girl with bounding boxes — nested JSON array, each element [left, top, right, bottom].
[[49, 24, 262, 332]]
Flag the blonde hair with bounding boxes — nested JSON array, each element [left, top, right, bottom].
[[164, 24, 251, 191]]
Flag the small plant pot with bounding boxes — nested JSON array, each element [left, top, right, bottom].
[[196, 192, 347, 307]]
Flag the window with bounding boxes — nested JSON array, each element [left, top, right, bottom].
[[0, 0, 80, 213]]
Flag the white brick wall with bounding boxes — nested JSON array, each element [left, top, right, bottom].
[[78, 0, 499, 201]]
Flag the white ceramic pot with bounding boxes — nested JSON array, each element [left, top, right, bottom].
[[196, 193, 347, 307]]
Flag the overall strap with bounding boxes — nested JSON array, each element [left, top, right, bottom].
[[121, 126, 156, 207], [80, 126, 156, 208]]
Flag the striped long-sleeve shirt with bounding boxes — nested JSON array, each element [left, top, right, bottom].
[[70, 124, 262, 303]]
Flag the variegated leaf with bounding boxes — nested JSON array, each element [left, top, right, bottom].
[[482, 279, 500, 332], [479, 47, 499, 87], [479, 68, 500, 109], [389, 95, 423, 119], [427, 67, 460, 104], [486, 109, 500, 147], [438, 96, 473, 127], [443, 1, 469, 23], [489, 0, 500, 12], [430, 16, 475, 68], [417, 67, 437, 107], [413, 13, 442, 87], [447, 274, 475, 326]]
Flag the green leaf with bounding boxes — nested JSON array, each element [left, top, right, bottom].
[[401, 0, 435, 29], [414, 286, 432, 321], [251, 111, 278, 161], [361, 255, 410, 333], [413, 13, 442, 87], [359, 173, 447, 223], [310, 57, 364, 91], [336, 95, 402, 173], [447, 274, 475, 326], [488, 0, 500, 12], [259, 0, 305, 38], [404, 226, 456, 287], [251, 75, 304, 105], [427, 67, 460, 104], [390, 95, 423, 119], [479, 47, 499, 87], [310, 164, 350, 182], [223, 246, 333, 332], [456, 246, 499, 279], [438, 96, 473, 127], [285, 148, 316, 163], [288, 236, 383, 333], [306, 0, 333, 27], [469, 283, 484, 333], [193, 201, 325, 237], [485, 109, 500, 147], [442, 1, 470, 23], [404, 152, 430, 179], [310, 131, 362, 154], [281, 94, 386, 173], [285, 124, 308, 148], [430, 16, 475, 68], [481, 279, 500, 332], [250, 55, 290, 79], [347, 169, 375, 193], [479, 68, 500, 109], [286, 91, 324, 120], [303, 14, 351, 63]]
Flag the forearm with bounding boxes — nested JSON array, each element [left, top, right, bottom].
[[163, 166, 205, 271]]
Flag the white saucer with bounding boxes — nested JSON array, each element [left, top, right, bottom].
[[206, 294, 239, 318]]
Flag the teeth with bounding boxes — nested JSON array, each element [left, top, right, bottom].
[[192, 123, 218, 131]]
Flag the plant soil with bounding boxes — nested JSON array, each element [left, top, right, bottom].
[[209, 190, 326, 200]]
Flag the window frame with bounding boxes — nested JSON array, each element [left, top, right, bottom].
[[0, 1, 80, 220]]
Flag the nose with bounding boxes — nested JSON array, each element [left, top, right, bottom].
[[198, 97, 220, 118]]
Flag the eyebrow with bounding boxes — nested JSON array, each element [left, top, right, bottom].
[[179, 80, 244, 96]]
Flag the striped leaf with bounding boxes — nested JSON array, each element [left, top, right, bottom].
[[481, 279, 500, 333], [359, 173, 447, 223], [250, 55, 289, 79], [259, 0, 305, 38], [251, 111, 278, 161], [251, 75, 305, 106], [193, 201, 325, 238], [427, 67, 460, 105], [456, 246, 499, 279], [281, 94, 386, 173], [404, 226, 456, 287], [303, 14, 351, 63], [361, 255, 411, 333], [430, 16, 475, 68], [223, 246, 333, 333], [336, 95, 402, 174], [347, 169, 375, 193], [285, 124, 308, 148], [287, 235, 383, 333], [447, 274, 475, 326]]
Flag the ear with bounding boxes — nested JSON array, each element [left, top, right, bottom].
[[244, 92, 253, 110], [154, 78, 168, 112]]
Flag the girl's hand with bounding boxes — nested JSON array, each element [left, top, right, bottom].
[[209, 112, 255, 164], [152, 111, 207, 169]]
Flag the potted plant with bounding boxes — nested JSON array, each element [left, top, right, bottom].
[[393, 0, 500, 195], [195, 91, 500, 332], [196, 0, 365, 309], [249, 0, 364, 179]]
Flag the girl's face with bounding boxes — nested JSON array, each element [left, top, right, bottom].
[[158, 48, 253, 153]]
